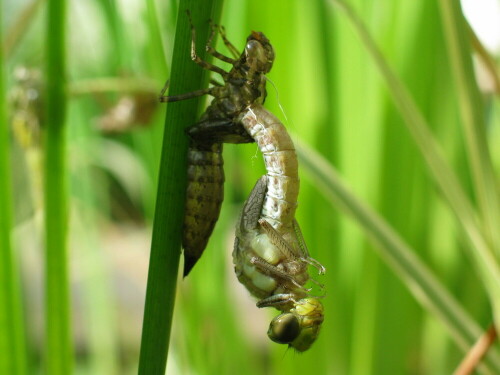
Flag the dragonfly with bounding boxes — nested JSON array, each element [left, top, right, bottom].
[[234, 105, 325, 351], [160, 13, 325, 351], [160, 12, 274, 276]]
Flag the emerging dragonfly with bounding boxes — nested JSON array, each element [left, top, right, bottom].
[[160, 13, 325, 351], [160, 12, 273, 276], [234, 105, 325, 351]]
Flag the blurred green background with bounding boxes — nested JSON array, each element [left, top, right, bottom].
[[3, 0, 500, 374]]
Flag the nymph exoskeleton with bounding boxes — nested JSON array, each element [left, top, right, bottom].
[[160, 12, 274, 276]]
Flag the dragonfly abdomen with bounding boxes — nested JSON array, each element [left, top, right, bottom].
[[183, 142, 224, 276], [240, 104, 299, 230]]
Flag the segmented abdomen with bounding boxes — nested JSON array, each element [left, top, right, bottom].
[[183, 142, 224, 276], [240, 104, 299, 232]]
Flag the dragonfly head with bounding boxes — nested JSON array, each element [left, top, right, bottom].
[[267, 297, 324, 352], [245, 32, 275, 74]]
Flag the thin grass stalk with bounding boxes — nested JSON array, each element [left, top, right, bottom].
[[4, 0, 44, 58], [437, 0, 500, 326], [438, 0, 500, 250], [330, 0, 500, 312], [454, 325, 498, 375], [467, 25, 500, 95], [137, 1, 221, 373], [99, 0, 126, 72], [295, 140, 500, 374], [0, 4, 28, 374], [145, 0, 168, 74], [44, 0, 72, 374]]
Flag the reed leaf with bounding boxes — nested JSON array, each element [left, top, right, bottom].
[[331, 0, 500, 321], [437, 0, 500, 324], [137, 1, 223, 373], [0, 4, 28, 374], [296, 140, 500, 374], [44, 0, 72, 374]]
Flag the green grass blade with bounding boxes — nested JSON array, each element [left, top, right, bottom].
[[331, 0, 500, 313], [137, 1, 222, 373], [4, 0, 44, 58], [44, 0, 72, 374], [0, 4, 28, 374], [437, 0, 500, 272], [296, 140, 500, 373], [145, 0, 168, 74], [468, 25, 500, 95], [97, 0, 127, 73]]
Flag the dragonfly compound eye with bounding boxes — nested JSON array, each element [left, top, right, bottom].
[[267, 313, 300, 344]]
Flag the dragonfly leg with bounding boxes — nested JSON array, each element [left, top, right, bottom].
[[187, 11, 228, 79], [159, 86, 214, 103], [301, 256, 326, 275], [209, 78, 223, 87], [293, 219, 326, 275], [219, 25, 240, 59], [308, 277, 325, 290], [159, 79, 170, 97], [250, 256, 311, 292], [258, 218, 297, 260], [205, 22, 237, 64], [256, 293, 296, 308], [159, 13, 230, 103]]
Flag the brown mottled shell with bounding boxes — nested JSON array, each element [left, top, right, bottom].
[[182, 143, 224, 276]]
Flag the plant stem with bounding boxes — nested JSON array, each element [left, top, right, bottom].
[[0, 3, 28, 374], [137, 1, 222, 374], [44, 0, 72, 373]]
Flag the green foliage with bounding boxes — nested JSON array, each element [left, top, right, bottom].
[[138, 1, 222, 374], [44, 0, 73, 374], [3, 0, 500, 374], [0, 3, 28, 375]]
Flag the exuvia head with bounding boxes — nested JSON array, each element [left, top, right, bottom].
[[267, 298, 324, 352], [244, 31, 275, 74]]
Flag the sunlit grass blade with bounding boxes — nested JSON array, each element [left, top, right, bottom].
[[467, 25, 500, 95], [44, 0, 72, 374], [137, 1, 222, 373], [4, 0, 44, 58], [145, 0, 168, 74], [97, 0, 127, 72], [437, 0, 500, 270], [295, 140, 500, 373], [0, 5, 28, 374], [330, 0, 500, 318]]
